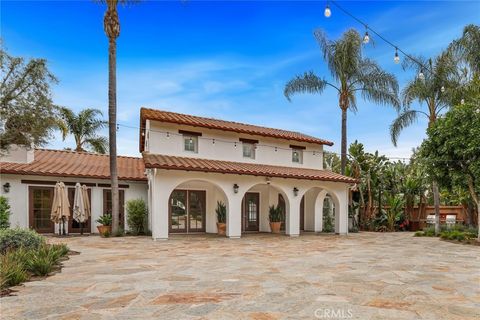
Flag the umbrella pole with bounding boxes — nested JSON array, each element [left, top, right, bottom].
[[81, 222, 84, 235], [62, 217, 66, 236]]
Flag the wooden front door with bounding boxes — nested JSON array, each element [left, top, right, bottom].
[[29, 186, 54, 233], [67, 187, 92, 233], [242, 192, 260, 232], [169, 190, 206, 233], [103, 189, 125, 229]]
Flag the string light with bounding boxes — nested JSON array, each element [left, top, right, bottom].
[[461, 99, 465, 105], [166, 132, 170, 138], [324, 3, 331, 18], [362, 27, 370, 44], [394, 48, 400, 64], [234, 142, 237, 148], [418, 69, 425, 81], [441, 86, 445, 93], [212, 139, 215, 145]]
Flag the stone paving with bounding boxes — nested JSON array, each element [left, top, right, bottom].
[[1, 232, 479, 319]]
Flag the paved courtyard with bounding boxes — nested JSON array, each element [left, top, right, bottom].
[[1, 232, 479, 320]]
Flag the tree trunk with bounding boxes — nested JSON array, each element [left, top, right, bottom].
[[340, 107, 347, 175], [466, 176, 479, 241], [432, 181, 440, 235], [108, 38, 119, 234]]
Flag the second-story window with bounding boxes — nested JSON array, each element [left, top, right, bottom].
[[184, 135, 197, 152], [179, 130, 202, 153], [240, 138, 259, 160], [243, 143, 255, 159], [290, 145, 305, 164]]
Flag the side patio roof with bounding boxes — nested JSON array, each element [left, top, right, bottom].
[[143, 153, 357, 184]]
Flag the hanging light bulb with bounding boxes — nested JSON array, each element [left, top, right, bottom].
[[394, 48, 400, 64], [324, 4, 331, 18], [461, 98, 465, 105], [418, 69, 425, 81], [166, 132, 170, 138], [363, 29, 370, 44], [441, 86, 445, 93], [212, 139, 215, 145]]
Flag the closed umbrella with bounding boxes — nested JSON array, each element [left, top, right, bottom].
[[51, 182, 70, 235], [73, 183, 90, 235]]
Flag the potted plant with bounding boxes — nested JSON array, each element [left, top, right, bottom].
[[269, 205, 283, 233], [96, 214, 112, 237], [216, 201, 227, 236]]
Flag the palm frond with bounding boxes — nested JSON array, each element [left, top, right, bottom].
[[390, 109, 420, 147], [284, 71, 329, 101], [85, 136, 108, 154]]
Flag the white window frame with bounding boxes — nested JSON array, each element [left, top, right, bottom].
[[183, 135, 198, 153], [292, 149, 303, 164], [242, 143, 256, 159]]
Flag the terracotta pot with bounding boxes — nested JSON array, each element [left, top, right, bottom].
[[217, 222, 226, 236], [97, 225, 112, 237], [270, 222, 282, 234]]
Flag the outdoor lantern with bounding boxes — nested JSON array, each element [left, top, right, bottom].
[[293, 187, 299, 197], [3, 182, 10, 193], [233, 183, 239, 194], [324, 4, 331, 17]]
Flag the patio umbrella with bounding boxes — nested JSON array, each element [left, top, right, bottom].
[[72, 183, 91, 235], [51, 182, 70, 235]]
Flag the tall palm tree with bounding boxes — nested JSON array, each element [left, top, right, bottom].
[[390, 51, 459, 235], [284, 29, 400, 174], [390, 52, 459, 145], [58, 107, 108, 153], [102, 0, 124, 234]]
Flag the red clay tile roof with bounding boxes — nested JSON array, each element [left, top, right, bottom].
[[143, 153, 357, 183], [1, 149, 146, 181], [139, 108, 334, 152]]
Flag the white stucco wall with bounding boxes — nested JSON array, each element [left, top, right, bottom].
[[149, 169, 350, 240], [146, 121, 325, 170], [0, 174, 148, 234]]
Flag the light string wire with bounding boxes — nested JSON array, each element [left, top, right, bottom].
[[118, 122, 472, 163], [328, 0, 433, 75]]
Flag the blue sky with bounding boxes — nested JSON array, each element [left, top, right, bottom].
[[2, 1, 479, 158]]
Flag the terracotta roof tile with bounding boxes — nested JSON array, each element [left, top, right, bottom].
[[139, 108, 334, 151], [1, 149, 146, 181], [143, 153, 356, 183]]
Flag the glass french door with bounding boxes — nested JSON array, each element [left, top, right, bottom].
[[242, 192, 259, 232], [67, 188, 92, 233], [169, 190, 206, 233], [29, 187, 54, 233]]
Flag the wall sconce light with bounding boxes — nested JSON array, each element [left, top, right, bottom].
[[3, 183, 11, 193], [293, 187, 299, 197], [233, 183, 239, 194]]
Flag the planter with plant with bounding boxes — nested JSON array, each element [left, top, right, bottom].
[[96, 214, 112, 237], [216, 201, 227, 236], [269, 205, 284, 233]]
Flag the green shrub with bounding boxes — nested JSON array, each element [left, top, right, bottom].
[[0, 250, 28, 289], [414, 231, 424, 237], [0, 228, 45, 254], [50, 243, 70, 258], [215, 201, 227, 224], [113, 228, 125, 237], [0, 196, 11, 229], [126, 199, 147, 235], [24, 245, 60, 276]]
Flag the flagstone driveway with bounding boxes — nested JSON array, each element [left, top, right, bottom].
[[1, 232, 479, 319]]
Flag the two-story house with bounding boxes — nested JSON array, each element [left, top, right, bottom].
[[140, 108, 356, 240]]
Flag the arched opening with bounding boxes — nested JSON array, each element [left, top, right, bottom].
[[168, 179, 229, 234], [301, 187, 342, 233], [241, 183, 290, 233]]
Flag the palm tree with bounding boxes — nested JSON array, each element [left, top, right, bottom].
[[390, 51, 460, 235], [102, 0, 124, 234], [58, 107, 108, 153], [390, 52, 459, 145], [284, 29, 400, 174], [448, 24, 480, 76]]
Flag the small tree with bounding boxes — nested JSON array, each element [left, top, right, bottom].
[[0, 196, 11, 229], [419, 103, 480, 241], [126, 199, 147, 235]]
